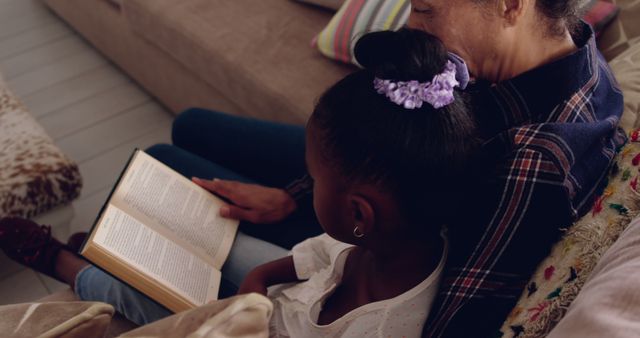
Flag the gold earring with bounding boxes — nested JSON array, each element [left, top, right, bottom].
[[353, 226, 364, 238]]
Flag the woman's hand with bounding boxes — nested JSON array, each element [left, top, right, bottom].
[[192, 178, 297, 224]]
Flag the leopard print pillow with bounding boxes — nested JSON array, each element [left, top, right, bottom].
[[0, 79, 82, 218]]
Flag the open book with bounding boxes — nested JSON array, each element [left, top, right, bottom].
[[80, 149, 239, 313]]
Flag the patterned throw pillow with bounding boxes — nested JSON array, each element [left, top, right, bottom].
[[314, 0, 410, 64]]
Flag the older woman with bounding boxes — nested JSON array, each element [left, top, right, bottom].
[[406, 0, 625, 336], [0, 0, 624, 336]]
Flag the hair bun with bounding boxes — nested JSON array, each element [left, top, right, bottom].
[[353, 29, 448, 82], [354, 30, 405, 69]]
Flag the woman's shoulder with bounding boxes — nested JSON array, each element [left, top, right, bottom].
[[472, 24, 623, 136]]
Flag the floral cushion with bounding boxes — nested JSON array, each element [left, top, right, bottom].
[[0, 74, 82, 219], [498, 135, 640, 337]]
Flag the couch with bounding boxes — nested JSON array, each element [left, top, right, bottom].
[[32, 0, 640, 337], [3, 293, 273, 338], [42, 0, 354, 125]]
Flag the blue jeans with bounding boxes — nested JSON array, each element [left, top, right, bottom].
[[75, 109, 322, 325]]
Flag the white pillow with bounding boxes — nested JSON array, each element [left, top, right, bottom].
[[547, 216, 640, 337]]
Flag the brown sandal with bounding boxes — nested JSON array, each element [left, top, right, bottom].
[[0, 217, 66, 281]]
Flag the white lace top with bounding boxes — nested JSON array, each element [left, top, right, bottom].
[[268, 234, 447, 338]]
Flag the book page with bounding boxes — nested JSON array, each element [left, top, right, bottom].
[[93, 205, 220, 306], [111, 151, 238, 269]]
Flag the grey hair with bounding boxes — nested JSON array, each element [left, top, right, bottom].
[[536, 0, 587, 36], [473, 0, 587, 36]]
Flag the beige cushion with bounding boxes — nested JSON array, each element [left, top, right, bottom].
[[41, 290, 137, 338], [0, 301, 114, 338], [0, 75, 82, 219], [598, 0, 640, 60], [611, 42, 640, 132], [547, 216, 640, 338], [118, 293, 272, 338], [122, 0, 353, 124], [40, 291, 272, 338]]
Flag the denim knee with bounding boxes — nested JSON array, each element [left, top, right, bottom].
[[172, 108, 223, 147], [75, 266, 171, 326], [144, 143, 175, 162]]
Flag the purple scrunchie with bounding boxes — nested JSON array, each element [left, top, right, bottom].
[[447, 52, 470, 90], [373, 53, 470, 110]]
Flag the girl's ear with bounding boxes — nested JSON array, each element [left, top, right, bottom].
[[349, 194, 376, 239]]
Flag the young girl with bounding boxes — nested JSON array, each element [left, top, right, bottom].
[[237, 29, 478, 337]]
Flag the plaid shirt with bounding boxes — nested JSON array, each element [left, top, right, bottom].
[[286, 23, 625, 337], [423, 23, 626, 337]]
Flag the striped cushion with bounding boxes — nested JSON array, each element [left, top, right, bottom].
[[314, 0, 410, 64]]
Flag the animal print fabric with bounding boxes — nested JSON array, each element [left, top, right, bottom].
[[0, 75, 82, 219]]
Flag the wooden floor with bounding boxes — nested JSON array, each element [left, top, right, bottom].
[[0, 0, 174, 303]]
